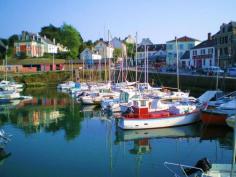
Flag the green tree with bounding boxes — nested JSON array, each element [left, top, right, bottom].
[[113, 48, 122, 63], [125, 42, 135, 58], [7, 34, 19, 58], [0, 39, 7, 59], [39, 24, 61, 43], [8, 34, 19, 47], [60, 23, 83, 59]]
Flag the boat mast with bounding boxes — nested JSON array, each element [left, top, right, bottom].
[[175, 37, 180, 91], [135, 32, 138, 83], [108, 30, 111, 82], [216, 49, 220, 90], [82, 55, 85, 81], [144, 44, 146, 83], [147, 46, 149, 84], [5, 45, 8, 81]]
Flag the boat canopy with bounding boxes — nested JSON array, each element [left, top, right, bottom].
[[198, 90, 223, 103]]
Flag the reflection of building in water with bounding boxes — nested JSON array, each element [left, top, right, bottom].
[[15, 97, 68, 132], [129, 139, 151, 155], [17, 110, 64, 130], [18, 97, 69, 107]]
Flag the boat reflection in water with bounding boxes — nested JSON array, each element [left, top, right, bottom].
[[0, 148, 11, 166], [116, 123, 201, 143], [115, 123, 233, 155], [115, 123, 202, 157]]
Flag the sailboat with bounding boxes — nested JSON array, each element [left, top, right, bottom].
[[117, 37, 211, 130]]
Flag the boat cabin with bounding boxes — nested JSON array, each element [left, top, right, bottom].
[[133, 99, 150, 114]]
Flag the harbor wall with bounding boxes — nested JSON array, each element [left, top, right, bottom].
[[0, 70, 235, 92], [126, 71, 236, 93]]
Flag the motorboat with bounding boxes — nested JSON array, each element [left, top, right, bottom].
[[201, 99, 236, 125], [118, 98, 201, 129]]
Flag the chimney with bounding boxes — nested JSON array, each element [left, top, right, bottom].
[[207, 33, 212, 40]]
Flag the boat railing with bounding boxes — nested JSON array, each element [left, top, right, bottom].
[[164, 161, 207, 177]]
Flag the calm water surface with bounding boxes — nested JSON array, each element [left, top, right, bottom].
[[0, 88, 234, 177]]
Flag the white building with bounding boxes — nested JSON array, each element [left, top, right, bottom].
[[166, 36, 201, 65], [110, 37, 127, 58], [94, 40, 114, 59], [80, 48, 102, 63], [40, 36, 58, 54], [190, 33, 216, 68], [57, 43, 69, 53]]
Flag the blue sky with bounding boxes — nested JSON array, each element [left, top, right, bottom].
[[1, 0, 236, 43]]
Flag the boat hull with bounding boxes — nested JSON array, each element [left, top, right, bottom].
[[118, 111, 200, 129], [201, 110, 228, 125]]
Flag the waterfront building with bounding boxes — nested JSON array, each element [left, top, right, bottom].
[[166, 36, 201, 66], [110, 37, 127, 58], [57, 43, 69, 53], [80, 48, 102, 66], [40, 36, 58, 54], [190, 33, 216, 69], [124, 35, 136, 44], [213, 21, 236, 68], [137, 44, 166, 66], [14, 31, 44, 57], [94, 39, 114, 59], [180, 50, 190, 68], [14, 31, 68, 58]]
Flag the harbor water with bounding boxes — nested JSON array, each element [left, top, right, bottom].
[[0, 88, 234, 177]]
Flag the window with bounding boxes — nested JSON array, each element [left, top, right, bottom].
[[220, 48, 223, 56], [188, 44, 194, 49], [210, 60, 212, 66], [225, 36, 228, 44], [224, 47, 228, 55], [208, 48, 213, 54], [200, 49, 205, 55], [192, 50, 197, 56], [168, 44, 173, 50], [179, 44, 184, 50], [140, 100, 146, 107]]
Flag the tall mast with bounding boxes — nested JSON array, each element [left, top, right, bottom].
[[108, 30, 111, 82], [175, 37, 179, 90], [83, 56, 84, 81], [5, 45, 8, 81], [144, 45, 146, 83], [216, 49, 220, 90], [147, 46, 149, 83], [135, 32, 138, 83]]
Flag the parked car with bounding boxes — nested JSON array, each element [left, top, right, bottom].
[[203, 66, 224, 75], [227, 67, 236, 76]]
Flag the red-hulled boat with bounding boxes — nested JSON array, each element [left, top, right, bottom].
[[201, 99, 236, 125], [118, 99, 201, 129]]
